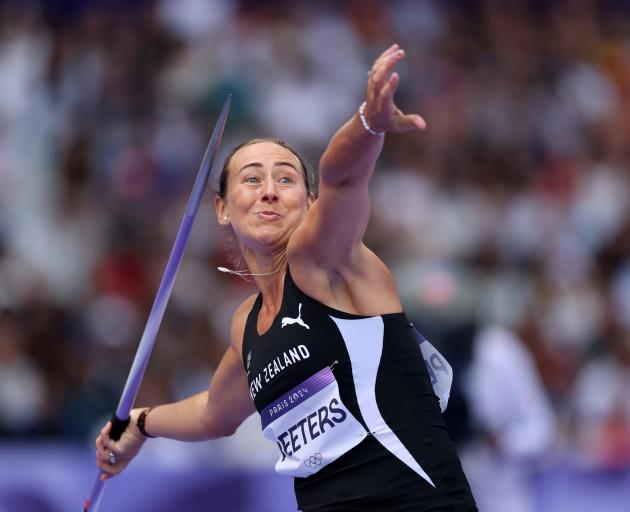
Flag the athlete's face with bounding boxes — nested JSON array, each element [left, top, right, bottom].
[[215, 142, 312, 251]]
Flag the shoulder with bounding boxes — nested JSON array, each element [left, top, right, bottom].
[[230, 293, 258, 357], [288, 244, 402, 315]]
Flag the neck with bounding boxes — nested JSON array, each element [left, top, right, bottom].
[[237, 245, 287, 297]]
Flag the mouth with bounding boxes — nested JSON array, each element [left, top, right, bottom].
[[256, 210, 281, 220]]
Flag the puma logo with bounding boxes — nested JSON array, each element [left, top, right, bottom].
[[281, 303, 310, 330]]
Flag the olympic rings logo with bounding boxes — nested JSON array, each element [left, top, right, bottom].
[[303, 453, 323, 469]]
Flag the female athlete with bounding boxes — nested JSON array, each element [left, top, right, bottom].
[[96, 44, 478, 511]]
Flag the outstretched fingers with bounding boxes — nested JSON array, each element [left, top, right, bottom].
[[369, 48, 405, 89], [371, 44, 400, 72], [363, 44, 427, 134]]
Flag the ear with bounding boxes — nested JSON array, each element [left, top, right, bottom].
[[306, 192, 315, 210], [215, 195, 230, 225]]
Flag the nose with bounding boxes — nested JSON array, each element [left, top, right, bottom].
[[261, 180, 279, 203]]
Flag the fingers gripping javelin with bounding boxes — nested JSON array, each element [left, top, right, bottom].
[[83, 95, 231, 512]]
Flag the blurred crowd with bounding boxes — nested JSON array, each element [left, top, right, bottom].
[[0, 0, 629, 489]]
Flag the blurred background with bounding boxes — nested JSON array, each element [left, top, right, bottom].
[[1, 0, 629, 510]]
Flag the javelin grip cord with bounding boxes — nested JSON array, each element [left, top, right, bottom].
[[108, 415, 131, 442]]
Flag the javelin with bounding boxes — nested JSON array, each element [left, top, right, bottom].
[[83, 95, 231, 512]]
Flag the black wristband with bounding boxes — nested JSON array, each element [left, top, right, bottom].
[[137, 407, 156, 438]]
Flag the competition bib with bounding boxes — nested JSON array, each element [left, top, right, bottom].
[[261, 367, 368, 478], [412, 326, 453, 413]]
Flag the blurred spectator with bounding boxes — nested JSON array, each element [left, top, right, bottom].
[[0, 312, 45, 436], [572, 313, 630, 469], [462, 325, 556, 512]]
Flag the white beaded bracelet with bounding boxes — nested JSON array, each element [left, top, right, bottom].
[[359, 102, 384, 136]]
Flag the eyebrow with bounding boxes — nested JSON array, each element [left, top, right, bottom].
[[238, 161, 299, 173]]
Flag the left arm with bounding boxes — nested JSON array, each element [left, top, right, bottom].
[[289, 44, 425, 268]]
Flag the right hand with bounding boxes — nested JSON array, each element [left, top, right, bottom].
[[364, 44, 426, 134], [95, 408, 147, 481]]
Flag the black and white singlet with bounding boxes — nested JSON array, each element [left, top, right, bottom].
[[242, 270, 478, 511]]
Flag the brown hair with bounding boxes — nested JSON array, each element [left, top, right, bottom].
[[217, 138, 314, 198]]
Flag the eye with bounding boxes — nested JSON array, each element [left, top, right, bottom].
[[279, 176, 294, 184], [245, 176, 260, 184]]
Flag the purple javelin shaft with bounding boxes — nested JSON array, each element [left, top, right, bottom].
[[84, 95, 231, 512]]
